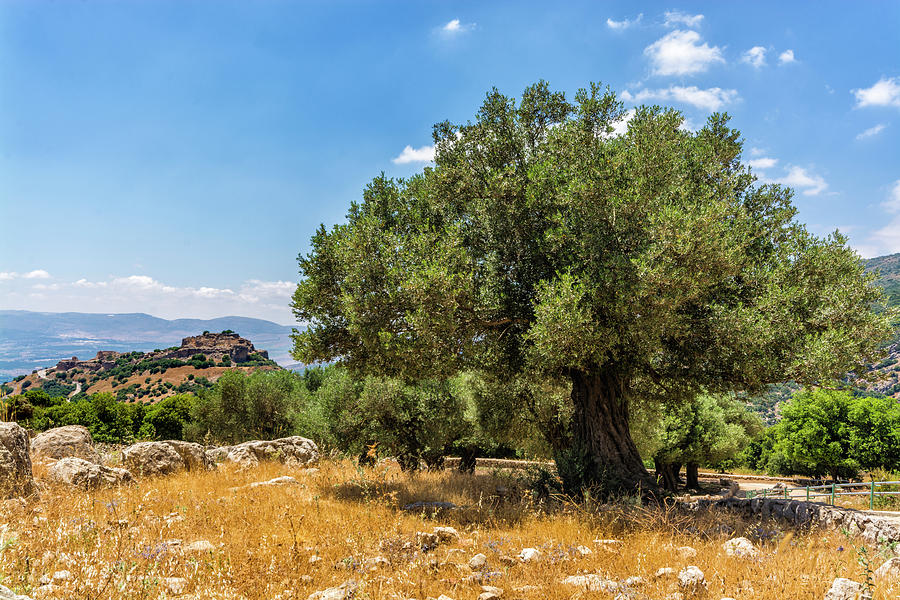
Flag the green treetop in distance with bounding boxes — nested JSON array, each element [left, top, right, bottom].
[[291, 81, 896, 492]]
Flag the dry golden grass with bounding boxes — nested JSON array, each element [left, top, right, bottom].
[[2, 460, 899, 599]]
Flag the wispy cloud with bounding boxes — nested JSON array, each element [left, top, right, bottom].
[[870, 180, 900, 254], [883, 179, 900, 213], [663, 11, 704, 28], [778, 49, 796, 64], [856, 123, 887, 140], [392, 144, 435, 164], [853, 77, 900, 108], [607, 13, 642, 30], [441, 18, 475, 35], [0, 269, 51, 281], [621, 86, 737, 112], [747, 157, 778, 170], [742, 46, 767, 68], [644, 30, 724, 76], [2, 274, 297, 323], [777, 166, 828, 196]]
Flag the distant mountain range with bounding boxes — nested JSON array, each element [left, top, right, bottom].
[[0, 310, 301, 380]]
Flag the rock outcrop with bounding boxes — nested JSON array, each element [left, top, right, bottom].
[[0, 422, 36, 499], [211, 436, 319, 469], [122, 440, 212, 476], [47, 457, 133, 490], [31, 425, 101, 464]]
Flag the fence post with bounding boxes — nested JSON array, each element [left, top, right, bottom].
[[831, 483, 836, 506], [763, 489, 767, 499], [806, 486, 810, 502], [870, 481, 875, 511]]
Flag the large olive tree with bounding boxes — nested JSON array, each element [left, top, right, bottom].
[[291, 81, 894, 491]]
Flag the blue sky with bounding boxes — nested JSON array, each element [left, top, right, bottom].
[[1, 1, 898, 324]]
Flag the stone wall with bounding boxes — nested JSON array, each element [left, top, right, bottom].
[[696, 496, 900, 545]]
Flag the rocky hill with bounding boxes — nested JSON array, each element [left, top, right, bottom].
[[4, 331, 280, 403], [0, 310, 296, 379]]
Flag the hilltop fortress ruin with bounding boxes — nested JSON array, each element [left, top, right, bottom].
[[53, 331, 269, 373]]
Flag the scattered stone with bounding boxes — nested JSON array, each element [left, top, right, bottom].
[[46, 457, 132, 490], [623, 576, 646, 587], [875, 557, 900, 579], [823, 578, 864, 600], [184, 540, 215, 553], [655, 567, 675, 578], [678, 566, 706, 591], [433, 526, 460, 543], [307, 580, 357, 600], [594, 539, 623, 550], [676, 546, 698, 559], [309, 555, 322, 565], [219, 437, 320, 469], [469, 553, 488, 571], [478, 585, 503, 600], [560, 574, 619, 592], [575, 545, 592, 557], [50, 571, 71, 583], [723, 537, 759, 559], [30, 425, 100, 464], [164, 577, 188, 596], [122, 440, 212, 477], [0, 421, 36, 499], [248, 476, 300, 489], [518, 548, 541, 562]]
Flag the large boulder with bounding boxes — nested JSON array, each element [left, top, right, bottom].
[[122, 440, 212, 477], [31, 425, 101, 464], [218, 436, 319, 469], [47, 457, 133, 490], [0, 422, 36, 499], [0, 583, 33, 600]]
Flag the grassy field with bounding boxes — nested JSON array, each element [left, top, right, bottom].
[[1, 460, 898, 599]]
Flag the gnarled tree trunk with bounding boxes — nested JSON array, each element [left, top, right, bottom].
[[567, 370, 655, 493]]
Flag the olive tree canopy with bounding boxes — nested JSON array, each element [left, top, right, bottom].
[[291, 81, 894, 490]]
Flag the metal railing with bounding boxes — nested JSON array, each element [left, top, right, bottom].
[[746, 481, 900, 510]]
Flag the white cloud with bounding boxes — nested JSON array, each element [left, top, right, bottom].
[[621, 86, 738, 112], [776, 166, 828, 196], [883, 179, 900, 213], [607, 13, 642, 30], [853, 77, 900, 108], [749, 147, 765, 156], [0, 269, 51, 281], [856, 123, 887, 140], [748, 157, 778, 170], [868, 180, 900, 255], [644, 30, 724, 76], [663, 11, 704, 28], [609, 108, 636, 136], [392, 144, 435, 164], [778, 49, 796, 64], [742, 46, 767, 68], [441, 18, 474, 35], [1, 274, 298, 323]]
